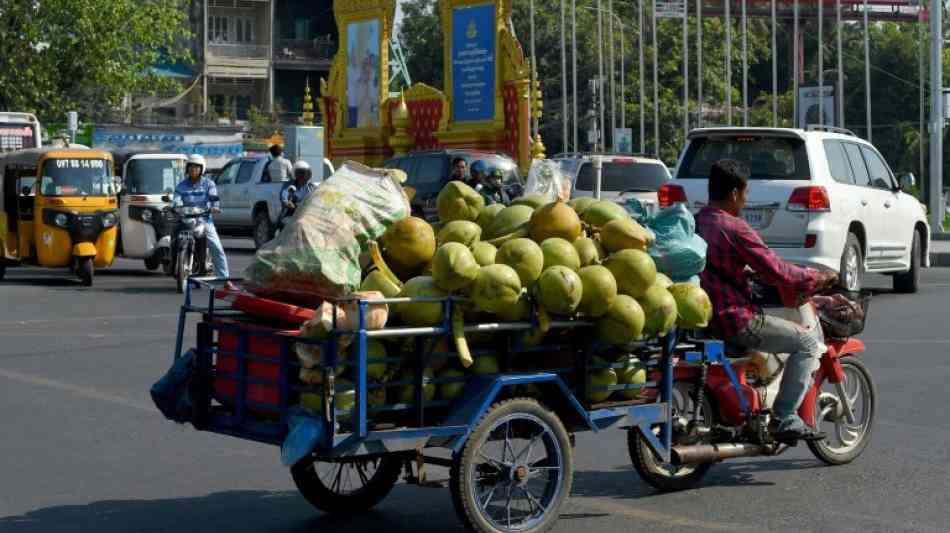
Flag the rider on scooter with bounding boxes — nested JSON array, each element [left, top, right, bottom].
[[173, 154, 229, 280], [695, 159, 838, 442], [280, 160, 318, 211]]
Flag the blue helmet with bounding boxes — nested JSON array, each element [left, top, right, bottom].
[[470, 160, 489, 177]]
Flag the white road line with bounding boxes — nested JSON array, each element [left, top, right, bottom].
[[0, 367, 154, 412]]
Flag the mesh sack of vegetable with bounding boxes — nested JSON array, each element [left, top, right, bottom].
[[245, 162, 410, 305]]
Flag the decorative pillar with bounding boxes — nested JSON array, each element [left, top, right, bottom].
[[302, 78, 315, 126], [390, 92, 412, 156]]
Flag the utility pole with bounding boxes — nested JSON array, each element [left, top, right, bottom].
[[930, 0, 943, 229]]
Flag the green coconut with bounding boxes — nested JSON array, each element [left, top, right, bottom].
[[512, 193, 549, 209], [360, 270, 402, 298], [536, 265, 584, 316], [654, 272, 674, 289], [431, 242, 480, 292], [577, 265, 618, 318], [540, 237, 582, 271], [437, 220, 482, 247], [669, 282, 713, 329], [472, 241, 498, 266], [488, 204, 535, 239], [437, 181, 485, 222], [617, 356, 647, 400], [477, 203, 506, 233], [334, 379, 356, 414], [470, 264, 523, 315], [439, 368, 467, 400], [529, 200, 583, 243], [604, 249, 657, 298], [574, 237, 605, 267], [595, 294, 646, 345], [356, 339, 389, 380], [569, 197, 598, 217], [638, 284, 678, 338], [397, 276, 447, 326], [381, 217, 437, 276], [496, 238, 545, 286], [368, 386, 387, 408], [472, 355, 501, 375], [398, 368, 436, 403], [589, 357, 618, 403], [582, 200, 629, 227], [599, 218, 653, 253], [496, 295, 532, 321]]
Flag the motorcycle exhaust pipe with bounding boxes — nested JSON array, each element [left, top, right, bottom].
[[671, 443, 766, 465]]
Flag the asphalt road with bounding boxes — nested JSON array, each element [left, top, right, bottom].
[[1, 240, 948, 533]]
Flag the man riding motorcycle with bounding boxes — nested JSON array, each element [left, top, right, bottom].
[[172, 154, 229, 279], [475, 167, 511, 206], [276, 160, 318, 233], [694, 159, 838, 442]]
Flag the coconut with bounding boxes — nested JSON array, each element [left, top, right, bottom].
[[569, 197, 597, 217], [604, 249, 657, 298], [398, 368, 436, 403], [300, 392, 323, 412], [359, 339, 389, 380], [577, 265, 618, 318], [599, 218, 653, 253], [654, 272, 674, 289], [574, 237, 605, 267], [437, 181, 485, 222], [529, 200, 582, 242], [512, 193, 549, 209], [431, 242, 480, 292], [582, 200, 629, 227], [472, 355, 501, 375], [595, 295, 646, 345], [381, 217, 436, 276], [397, 276, 447, 326], [472, 241, 497, 266], [617, 356, 647, 399], [638, 284, 678, 338], [334, 379, 356, 413], [477, 203, 506, 233], [437, 220, 482, 248], [496, 238, 544, 286], [368, 386, 387, 408], [496, 295, 532, 321], [536, 265, 584, 316], [361, 270, 402, 298], [540, 237, 582, 271], [470, 264, 523, 315], [488, 204, 534, 239], [589, 357, 618, 402], [669, 282, 713, 329], [439, 368, 467, 400]]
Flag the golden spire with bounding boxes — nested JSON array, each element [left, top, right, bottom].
[[302, 77, 315, 126]]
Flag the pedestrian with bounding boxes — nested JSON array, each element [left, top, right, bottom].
[[173, 154, 230, 280], [450, 157, 468, 182], [267, 144, 294, 183]]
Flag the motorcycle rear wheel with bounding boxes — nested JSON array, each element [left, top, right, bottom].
[[807, 357, 876, 465]]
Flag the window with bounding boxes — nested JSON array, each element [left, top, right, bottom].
[[575, 161, 669, 192], [236, 161, 256, 184], [210, 15, 253, 43], [842, 143, 871, 187], [676, 136, 810, 180], [860, 146, 895, 190], [211, 16, 229, 42], [216, 162, 238, 185], [235, 17, 255, 43], [410, 156, 445, 196], [823, 140, 853, 184]]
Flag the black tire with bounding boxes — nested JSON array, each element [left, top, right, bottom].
[[176, 246, 191, 294], [0, 261, 5, 281], [253, 210, 273, 249], [77, 257, 94, 287], [291, 455, 402, 514], [144, 256, 161, 271], [628, 382, 714, 492], [807, 357, 876, 465], [839, 233, 863, 292], [893, 230, 920, 293], [450, 398, 572, 533]]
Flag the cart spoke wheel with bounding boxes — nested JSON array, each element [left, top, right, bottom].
[[291, 455, 402, 514], [451, 398, 572, 533]]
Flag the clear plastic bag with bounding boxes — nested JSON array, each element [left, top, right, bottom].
[[524, 159, 572, 201]]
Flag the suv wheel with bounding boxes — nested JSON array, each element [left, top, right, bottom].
[[253, 211, 272, 249], [893, 230, 920, 294], [840, 233, 863, 292]]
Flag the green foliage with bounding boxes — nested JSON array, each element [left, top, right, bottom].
[[399, 0, 444, 91], [0, 0, 192, 123]]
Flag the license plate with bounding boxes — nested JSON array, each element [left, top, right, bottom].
[[742, 209, 770, 229]]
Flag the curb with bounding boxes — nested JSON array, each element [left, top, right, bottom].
[[930, 253, 950, 267]]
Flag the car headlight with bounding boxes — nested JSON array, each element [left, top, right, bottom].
[[140, 209, 153, 222], [102, 212, 117, 228], [54, 213, 69, 228]]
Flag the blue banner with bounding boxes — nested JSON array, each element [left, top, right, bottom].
[[452, 4, 496, 122]]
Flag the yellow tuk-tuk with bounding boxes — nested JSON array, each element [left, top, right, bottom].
[[0, 147, 119, 285]]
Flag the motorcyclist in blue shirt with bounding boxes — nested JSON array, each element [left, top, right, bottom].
[[173, 154, 229, 279], [280, 160, 319, 210]]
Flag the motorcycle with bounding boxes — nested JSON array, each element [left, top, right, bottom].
[[166, 205, 213, 293], [273, 185, 296, 239], [629, 288, 875, 491]]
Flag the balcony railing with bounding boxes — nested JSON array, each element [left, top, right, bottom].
[[208, 42, 270, 60], [273, 36, 336, 64]]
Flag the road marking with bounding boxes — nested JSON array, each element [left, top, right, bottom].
[[0, 367, 154, 412], [0, 313, 178, 327], [571, 496, 758, 531]]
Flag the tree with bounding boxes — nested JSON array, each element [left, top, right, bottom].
[[398, 0, 444, 91], [0, 0, 192, 123]]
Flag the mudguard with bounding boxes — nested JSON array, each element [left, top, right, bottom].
[[73, 242, 97, 257]]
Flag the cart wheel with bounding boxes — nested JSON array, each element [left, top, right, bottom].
[[291, 455, 402, 514], [450, 398, 573, 533], [628, 381, 714, 492], [77, 257, 94, 286], [0, 261, 5, 281], [144, 256, 161, 271]]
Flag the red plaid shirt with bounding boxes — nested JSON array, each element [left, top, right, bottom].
[[695, 207, 821, 338]]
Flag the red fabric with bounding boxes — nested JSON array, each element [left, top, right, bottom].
[[695, 206, 821, 338]]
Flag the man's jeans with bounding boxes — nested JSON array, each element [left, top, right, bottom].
[[204, 222, 229, 279], [728, 305, 825, 430]]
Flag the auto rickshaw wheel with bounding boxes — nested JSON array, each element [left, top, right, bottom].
[[144, 256, 161, 271], [78, 257, 94, 286]]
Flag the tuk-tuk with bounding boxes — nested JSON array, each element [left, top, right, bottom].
[[0, 147, 119, 285], [115, 153, 186, 271]]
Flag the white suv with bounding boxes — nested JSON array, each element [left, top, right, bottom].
[[553, 153, 671, 216], [664, 126, 930, 293]]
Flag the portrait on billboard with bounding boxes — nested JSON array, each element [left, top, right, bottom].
[[346, 18, 381, 129]]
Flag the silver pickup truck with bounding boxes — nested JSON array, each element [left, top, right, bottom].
[[213, 155, 334, 248]]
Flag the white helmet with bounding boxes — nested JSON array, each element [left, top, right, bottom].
[[186, 154, 206, 172], [293, 160, 311, 172]]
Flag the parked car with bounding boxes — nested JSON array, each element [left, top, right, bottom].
[[213, 155, 334, 248], [552, 152, 671, 216], [382, 149, 522, 219], [664, 125, 930, 292]]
